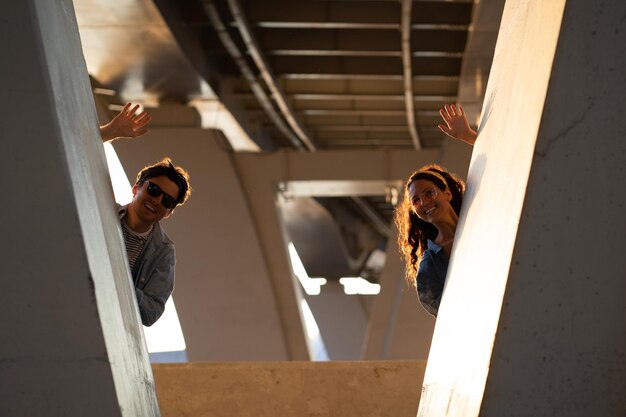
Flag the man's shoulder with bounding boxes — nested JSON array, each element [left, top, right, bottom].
[[115, 203, 128, 219], [153, 221, 175, 247]]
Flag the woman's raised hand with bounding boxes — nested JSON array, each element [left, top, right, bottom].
[[438, 104, 477, 146]]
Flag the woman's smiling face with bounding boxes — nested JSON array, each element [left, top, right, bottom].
[[408, 179, 453, 223]]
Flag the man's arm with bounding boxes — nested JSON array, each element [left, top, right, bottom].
[[100, 103, 152, 143], [135, 248, 175, 326], [438, 103, 478, 146]]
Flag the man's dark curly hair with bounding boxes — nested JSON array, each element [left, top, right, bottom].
[[136, 157, 192, 207], [394, 164, 465, 287]]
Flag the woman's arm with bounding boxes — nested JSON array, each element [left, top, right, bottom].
[[438, 103, 477, 146], [416, 255, 445, 318], [100, 103, 152, 143]]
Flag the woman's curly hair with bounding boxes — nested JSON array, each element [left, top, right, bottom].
[[394, 164, 465, 287]]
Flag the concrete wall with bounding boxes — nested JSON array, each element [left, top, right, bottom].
[[0, 1, 159, 415], [153, 361, 426, 417], [418, 0, 626, 416]]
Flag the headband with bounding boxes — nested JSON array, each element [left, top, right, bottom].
[[415, 169, 448, 189]]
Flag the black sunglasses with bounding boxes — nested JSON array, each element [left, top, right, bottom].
[[145, 181, 178, 209]]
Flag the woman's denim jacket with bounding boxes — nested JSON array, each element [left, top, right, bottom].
[[416, 239, 449, 317]]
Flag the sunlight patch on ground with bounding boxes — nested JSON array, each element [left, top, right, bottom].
[[339, 277, 381, 295]]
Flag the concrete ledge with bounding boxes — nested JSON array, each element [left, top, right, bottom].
[[153, 361, 426, 417]]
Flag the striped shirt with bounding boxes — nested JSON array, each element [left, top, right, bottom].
[[121, 219, 154, 273]]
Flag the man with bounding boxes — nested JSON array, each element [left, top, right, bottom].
[[101, 104, 192, 326]]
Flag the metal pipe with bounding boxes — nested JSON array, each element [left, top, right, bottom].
[[201, 1, 305, 149], [401, 0, 422, 150], [225, 0, 317, 151], [350, 197, 391, 238]]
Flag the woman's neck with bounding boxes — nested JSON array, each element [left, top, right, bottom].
[[432, 209, 459, 246]]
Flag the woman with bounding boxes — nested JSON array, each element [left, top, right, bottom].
[[395, 104, 476, 317]]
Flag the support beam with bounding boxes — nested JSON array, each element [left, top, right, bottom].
[[0, 1, 159, 415], [362, 227, 435, 360], [418, 0, 626, 416], [234, 148, 441, 360]]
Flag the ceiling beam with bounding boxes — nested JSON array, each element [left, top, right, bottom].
[[287, 94, 456, 101], [312, 125, 412, 132], [350, 197, 391, 237], [253, 22, 469, 31], [268, 50, 463, 58], [317, 139, 414, 147], [301, 109, 441, 116], [281, 74, 459, 81]]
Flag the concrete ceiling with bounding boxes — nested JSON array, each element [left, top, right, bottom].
[[74, 0, 503, 282], [75, 0, 473, 150], [156, 0, 473, 151]]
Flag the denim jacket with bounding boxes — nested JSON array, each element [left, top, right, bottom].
[[416, 239, 449, 318], [118, 204, 176, 326]]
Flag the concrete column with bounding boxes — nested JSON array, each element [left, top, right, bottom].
[[234, 148, 441, 360], [418, 1, 626, 416], [305, 282, 370, 360], [0, 1, 158, 416], [362, 226, 435, 360]]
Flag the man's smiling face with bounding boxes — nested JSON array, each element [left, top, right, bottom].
[[131, 175, 180, 224]]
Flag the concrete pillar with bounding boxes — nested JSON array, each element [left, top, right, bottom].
[[418, 1, 626, 416], [305, 282, 370, 360], [362, 227, 435, 360], [234, 148, 442, 360], [0, 1, 159, 416]]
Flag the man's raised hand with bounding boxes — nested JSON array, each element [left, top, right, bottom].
[[100, 103, 152, 143]]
